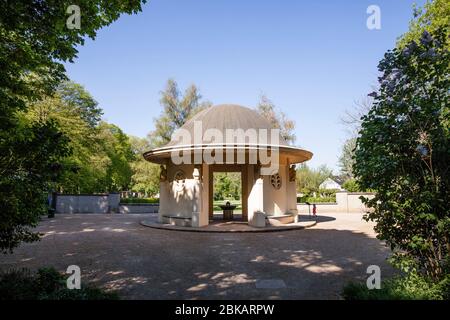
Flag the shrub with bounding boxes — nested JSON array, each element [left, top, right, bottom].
[[342, 179, 361, 192], [354, 28, 450, 279], [0, 267, 118, 300], [120, 197, 159, 204], [343, 271, 450, 300]]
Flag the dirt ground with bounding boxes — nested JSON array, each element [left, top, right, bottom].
[[0, 213, 394, 299]]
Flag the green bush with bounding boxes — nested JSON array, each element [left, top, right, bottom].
[[343, 272, 450, 300], [0, 267, 118, 300], [120, 197, 159, 204], [297, 196, 336, 203], [342, 179, 361, 192]]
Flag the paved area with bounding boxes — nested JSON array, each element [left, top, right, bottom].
[[141, 215, 317, 232], [0, 213, 394, 299]]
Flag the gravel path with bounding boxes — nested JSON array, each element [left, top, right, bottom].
[[0, 213, 394, 299]]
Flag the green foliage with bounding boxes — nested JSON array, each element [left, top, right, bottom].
[[128, 136, 160, 197], [257, 95, 296, 145], [97, 123, 134, 192], [398, 0, 450, 50], [0, 0, 146, 251], [0, 119, 70, 253], [343, 271, 450, 300], [0, 267, 118, 300], [26, 86, 135, 193], [354, 28, 449, 279], [120, 198, 159, 204], [58, 81, 103, 127], [296, 164, 332, 194], [342, 178, 361, 192], [302, 197, 336, 203], [213, 172, 241, 201], [338, 137, 356, 179], [149, 79, 212, 147]]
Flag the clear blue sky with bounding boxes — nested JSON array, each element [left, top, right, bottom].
[[64, 0, 424, 171]]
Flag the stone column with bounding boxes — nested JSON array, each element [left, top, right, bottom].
[[158, 165, 169, 223], [191, 167, 207, 227], [202, 164, 212, 223], [287, 164, 299, 222], [248, 165, 265, 227]]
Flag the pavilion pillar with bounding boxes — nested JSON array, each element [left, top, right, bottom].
[[287, 164, 299, 222], [192, 166, 207, 227], [248, 165, 266, 227], [158, 165, 169, 223]]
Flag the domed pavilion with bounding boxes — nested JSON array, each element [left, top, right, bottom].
[[144, 104, 313, 228]]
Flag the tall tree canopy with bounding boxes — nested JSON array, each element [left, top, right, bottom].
[[27, 83, 135, 193], [338, 137, 356, 180], [257, 95, 296, 145], [128, 136, 160, 197], [149, 79, 212, 147], [397, 0, 449, 50], [296, 164, 332, 194], [0, 0, 146, 252], [354, 28, 449, 279]]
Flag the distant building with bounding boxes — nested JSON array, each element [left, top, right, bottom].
[[319, 177, 343, 190]]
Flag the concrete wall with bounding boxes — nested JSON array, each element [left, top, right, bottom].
[[56, 193, 159, 214], [55, 193, 119, 214], [119, 204, 159, 214], [263, 164, 288, 215], [159, 163, 199, 225], [296, 192, 375, 214]]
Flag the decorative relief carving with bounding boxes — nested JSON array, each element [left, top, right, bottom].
[[174, 170, 186, 192], [270, 173, 282, 190]]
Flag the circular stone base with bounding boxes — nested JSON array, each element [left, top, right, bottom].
[[140, 219, 316, 233]]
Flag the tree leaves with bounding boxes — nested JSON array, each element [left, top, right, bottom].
[[354, 28, 449, 279]]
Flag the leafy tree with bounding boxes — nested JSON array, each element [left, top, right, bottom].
[[0, 119, 70, 252], [397, 0, 449, 50], [0, 1, 145, 252], [257, 95, 296, 145], [338, 137, 357, 180], [354, 28, 449, 279], [149, 79, 212, 147], [97, 123, 134, 192], [57, 81, 103, 128], [129, 136, 160, 197], [213, 173, 241, 201], [296, 164, 332, 195], [27, 83, 134, 194], [342, 179, 361, 193]]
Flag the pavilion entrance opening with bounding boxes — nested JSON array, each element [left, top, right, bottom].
[[208, 164, 248, 222]]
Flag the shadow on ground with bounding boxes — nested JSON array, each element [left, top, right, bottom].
[[0, 213, 394, 299]]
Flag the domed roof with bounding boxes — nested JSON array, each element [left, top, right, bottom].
[[144, 104, 313, 164], [165, 104, 288, 147]]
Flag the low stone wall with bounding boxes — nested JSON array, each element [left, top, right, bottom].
[[119, 204, 159, 214], [297, 192, 375, 214], [55, 193, 120, 214]]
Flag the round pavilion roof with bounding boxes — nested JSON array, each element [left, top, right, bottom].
[[144, 104, 313, 164], [165, 104, 288, 147]]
